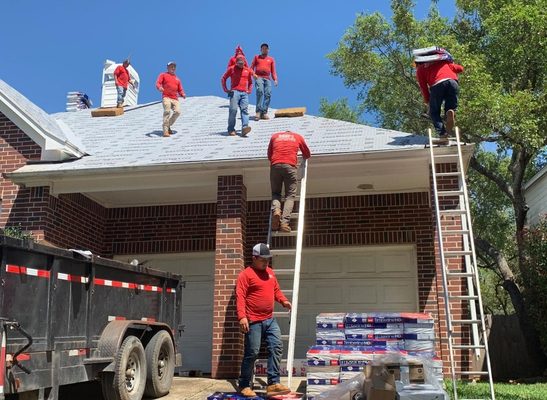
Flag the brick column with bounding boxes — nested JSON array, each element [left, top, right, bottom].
[[211, 175, 247, 378]]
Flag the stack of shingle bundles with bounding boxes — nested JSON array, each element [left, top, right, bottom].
[[413, 46, 454, 64], [344, 313, 404, 350], [306, 346, 341, 400], [66, 91, 92, 112], [402, 313, 435, 354], [316, 313, 346, 346], [338, 347, 374, 382]]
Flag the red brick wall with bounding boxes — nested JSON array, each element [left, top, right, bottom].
[[212, 176, 247, 378]]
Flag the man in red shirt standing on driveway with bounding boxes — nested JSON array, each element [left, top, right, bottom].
[[114, 59, 134, 108], [251, 43, 278, 120], [416, 59, 464, 141], [156, 61, 186, 137], [268, 131, 311, 233], [221, 56, 254, 136], [236, 243, 292, 398]]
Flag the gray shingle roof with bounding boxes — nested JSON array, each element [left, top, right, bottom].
[[15, 95, 429, 174]]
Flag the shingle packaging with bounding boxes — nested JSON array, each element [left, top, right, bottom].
[[413, 46, 454, 64]]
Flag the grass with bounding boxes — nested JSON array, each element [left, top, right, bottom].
[[446, 381, 547, 400]]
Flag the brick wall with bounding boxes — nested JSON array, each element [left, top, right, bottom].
[[212, 176, 247, 378]]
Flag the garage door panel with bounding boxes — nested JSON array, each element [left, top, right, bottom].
[[348, 284, 378, 304], [184, 282, 213, 306], [382, 283, 416, 304], [347, 255, 376, 273], [311, 285, 343, 304], [309, 255, 344, 275], [377, 252, 413, 273]]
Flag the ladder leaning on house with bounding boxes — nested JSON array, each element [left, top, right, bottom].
[[264, 157, 308, 389], [428, 127, 496, 400]]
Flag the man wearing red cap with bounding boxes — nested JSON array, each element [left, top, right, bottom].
[[221, 56, 253, 136], [236, 243, 292, 397], [227, 45, 249, 68], [156, 62, 186, 137], [114, 59, 134, 108]]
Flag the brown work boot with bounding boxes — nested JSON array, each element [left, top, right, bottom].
[[445, 109, 455, 136], [433, 134, 449, 145], [228, 130, 237, 136], [240, 387, 257, 397], [272, 209, 281, 231], [261, 113, 270, 120], [242, 125, 252, 136], [279, 223, 291, 233], [255, 112, 261, 121], [266, 383, 291, 396], [163, 130, 171, 137]]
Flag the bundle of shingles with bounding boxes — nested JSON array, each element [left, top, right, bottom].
[[413, 46, 453, 64]]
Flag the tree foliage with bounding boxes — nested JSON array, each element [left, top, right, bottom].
[[319, 98, 361, 123], [324, 0, 547, 371]]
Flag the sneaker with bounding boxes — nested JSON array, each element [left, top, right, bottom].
[[228, 130, 237, 136], [272, 209, 281, 231], [266, 383, 291, 396], [261, 113, 270, 120], [242, 126, 252, 136], [279, 223, 291, 233], [163, 130, 171, 137], [239, 387, 257, 397], [445, 109, 455, 136], [255, 112, 262, 121]]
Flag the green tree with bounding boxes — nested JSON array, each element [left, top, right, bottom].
[[324, 0, 547, 371], [319, 98, 361, 123]]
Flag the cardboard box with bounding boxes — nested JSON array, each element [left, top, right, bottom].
[[409, 363, 425, 383]]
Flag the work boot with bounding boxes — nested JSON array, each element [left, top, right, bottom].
[[163, 130, 171, 137], [116, 102, 123, 108], [168, 128, 173, 135], [242, 125, 252, 136], [255, 112, 262, 121], [240, 387, 257, 397], [228, 130, 237, 136], [261, 113, 270, 120], [433, 134, 449, 145], [279, 223, 291, 233], [272, 209, 281, 231], [445, 109, 455, 136], [266, 383, 291, 396]]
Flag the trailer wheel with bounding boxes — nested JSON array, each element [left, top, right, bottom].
[[102, 335, 147, 400], [144, 330, 175, 398]]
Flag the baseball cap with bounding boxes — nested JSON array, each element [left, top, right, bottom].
[[167, 61, 176, 67], [252, 243, 272, 258]]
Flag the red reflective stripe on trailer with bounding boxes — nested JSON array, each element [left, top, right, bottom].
[[8, 353, 30, 361], [57, 272, 89, 284], [68, 348, 88, 357], [166, 288, 177, 293], [108, 316, 127, 322], [0, 326, 6, 394], [140, 317, 156, 322], [6, 264, 50, 279]]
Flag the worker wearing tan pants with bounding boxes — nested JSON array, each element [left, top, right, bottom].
[[156, 61, 186, 137], [162, 97, 180, 135]]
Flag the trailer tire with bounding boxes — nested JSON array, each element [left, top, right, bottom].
[[144, 330, 175, 398], [102, 335, 147, 400]]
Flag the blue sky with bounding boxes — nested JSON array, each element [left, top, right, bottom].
[[1, 1, 455, 118]]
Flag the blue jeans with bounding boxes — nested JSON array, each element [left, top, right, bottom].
[[429, 79, 459, 135], [239, 318, 283, 388], [255, 78, 272, 114], [116, 86, 127, 104], [228, 90, 249, 133]]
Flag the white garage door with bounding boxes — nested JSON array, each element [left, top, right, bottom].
[[272, 245, 418, 358], [114, 252, 214, 373]]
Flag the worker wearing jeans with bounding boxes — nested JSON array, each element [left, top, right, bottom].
[[221, 56, 253, 136], [236, 244, 292, 398]]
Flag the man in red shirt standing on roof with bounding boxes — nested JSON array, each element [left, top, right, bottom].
[[156, 61, 186, 137], [268, 131, 311, 233], [221, 56, 253, 137], [236, 243, 292, 398], [114, 59, 134, 108], [251, 43, 278, 120], [416, 59, 464, 141]]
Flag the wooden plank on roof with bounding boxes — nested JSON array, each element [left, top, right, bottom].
[[274, 107, 306, 118], [91, 107, 124, 117]]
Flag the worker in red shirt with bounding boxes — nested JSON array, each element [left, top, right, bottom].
[[114, 59, 134, 108], [156, 61, 186, 137], [251, 43, 278, 120], [267, 131, 311, 232], [236, 243, 292, 398], [221, 56, 253, 136], [227, 45, 249, 68], [416, 59, 464, 141]]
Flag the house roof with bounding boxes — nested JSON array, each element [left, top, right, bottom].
[[11, 95, 434, 176], [0, 79, 86, 160], [525, 165, 547, 191]]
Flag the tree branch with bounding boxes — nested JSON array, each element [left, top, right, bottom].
[[475, 238, 518, 287], [469, 156, 514, 201]]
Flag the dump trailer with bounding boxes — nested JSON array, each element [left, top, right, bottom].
[[0, 236, 184, 400]]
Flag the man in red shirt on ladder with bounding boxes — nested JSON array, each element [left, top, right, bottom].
[[236, 243, 292, 398]]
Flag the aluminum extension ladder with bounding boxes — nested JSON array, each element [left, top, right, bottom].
[[264, 158, 308, 389], [428, 128, 495, 400]]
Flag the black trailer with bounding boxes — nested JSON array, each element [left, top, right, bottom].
[[0, 236, 184, 400]]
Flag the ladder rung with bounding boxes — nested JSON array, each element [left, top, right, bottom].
[[459, 371, 489, 376], [280, 334, 290, 341], [274, 269, 295, 275], [448, 295, 480, 300], [440, 209, 467, 215], [446, 272, 475, 278], [444, 250, 473, 256], [437, 190, 464, 196], [452, 319, 481, 324], [271, 230, 298, 237], [270, 249, 297, 256], [436, 172, 461, 177], [434, 153, 459, 159], [290, 213, 299, 219], [452, 345, 486, 349], [442, 229, 470, 235], [273, 311, 291, 318]]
